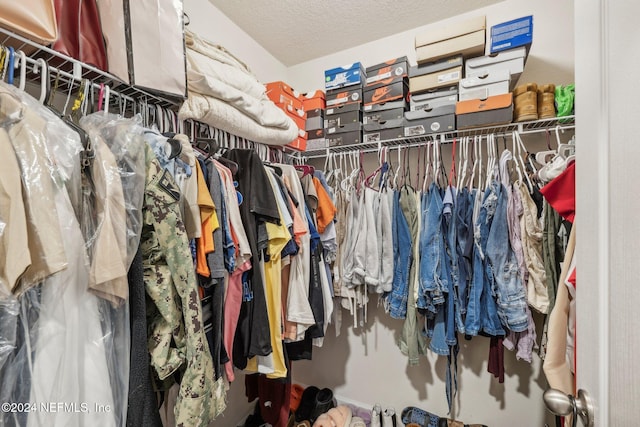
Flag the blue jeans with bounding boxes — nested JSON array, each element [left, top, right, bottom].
[[387, 190, 412, 319], [454, 188, 474, 331], [418, 184, 447, 310], [486, 183, 529, 332], [465, 185, 505, 336]]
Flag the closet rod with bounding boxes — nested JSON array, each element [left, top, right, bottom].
[[0, 27, 181, 109], [302, 116, 576, 159]]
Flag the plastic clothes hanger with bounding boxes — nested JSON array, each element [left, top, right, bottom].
[[6, 47, 15, 85], [15, 50, 26, 91]]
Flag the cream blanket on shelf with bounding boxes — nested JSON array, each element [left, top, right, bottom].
[[178, 30, 298, 146]]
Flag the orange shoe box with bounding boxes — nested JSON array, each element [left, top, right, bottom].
[[286, 136, 307, 152], [365, 57, 409, 90], [278, 102, 307, 131], [455, 93, 513, 129], [266, 81, 304, 110], [302, 90, 326, 110]]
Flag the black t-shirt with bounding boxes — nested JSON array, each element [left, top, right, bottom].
[[223, 149, 280, 363]]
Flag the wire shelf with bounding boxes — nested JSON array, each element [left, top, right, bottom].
[[0, 27, 184, 110], [303, 115, 576, 159]]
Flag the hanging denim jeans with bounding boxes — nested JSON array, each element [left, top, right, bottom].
[[486, 183, 529, 333], [418, 183, 447, 310], [454, 188, 474, 332], [387, 190, 412, 319], [443, 185, 463, 337], [465, 185, 504, 336]]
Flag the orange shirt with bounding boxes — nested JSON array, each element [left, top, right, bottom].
[[312, 176, 336, 234], [195, 161, 219, 277]]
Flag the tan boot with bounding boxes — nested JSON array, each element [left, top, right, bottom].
[[537, 84, 556, 119], [514, 90, 538, 122]]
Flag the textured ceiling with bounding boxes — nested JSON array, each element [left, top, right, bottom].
[[210, 0, 505, 66]]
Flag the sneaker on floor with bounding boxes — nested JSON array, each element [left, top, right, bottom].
[[382, 408, 397, 427], [326, 405, 353, 427], [350, 416, 366, 427], [371, 403, 383, 427], [400, 406, 441, 427]]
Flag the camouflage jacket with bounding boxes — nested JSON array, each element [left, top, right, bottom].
[[140, 144, 224, 426]]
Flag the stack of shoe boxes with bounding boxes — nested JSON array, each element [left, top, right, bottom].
[[406, 15, 487, 137], [324, 63, 365, 146], [265, 81, 308, 151], [456, 15, 533, 129], [303, 90, 327, 151], [362, 57, 409, 143]]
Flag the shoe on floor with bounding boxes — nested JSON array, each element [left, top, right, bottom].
[[382, 408, 397, 427], [295, 386, 320, 423], [371, 403, 382, 427], [350, 417, 366, 427], [310, 388, 336, 424], [401, 406, 441, 427], [326, 405, 353, 427]]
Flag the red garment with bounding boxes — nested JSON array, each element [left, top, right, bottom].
[[540, 162, 576, 223], [488, 337, 505, 383]]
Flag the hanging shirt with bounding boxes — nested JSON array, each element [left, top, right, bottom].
[[195, 161, 219, 278]]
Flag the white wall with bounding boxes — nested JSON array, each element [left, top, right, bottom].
[[183, 0, 288, 83], [291, 1, 574, 426], [287, 0, 574, 94]]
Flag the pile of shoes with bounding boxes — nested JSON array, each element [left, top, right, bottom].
[[513, 83, 557, 122], [401, 406, 488, 427]]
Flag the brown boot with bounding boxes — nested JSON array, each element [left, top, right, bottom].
[[537, 84, 556, 119], [514, 90, 538, 122]]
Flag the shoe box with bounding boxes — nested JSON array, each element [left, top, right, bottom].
[[490, 15, 533, 54], [363, 99, 408, 114], [404, 105, 456, 137], [456, 93, 514, 129], [265, 81, 303, 110], [365, 56, 409, 90], [278, 103, 307, 133], [306, 138, 328, 152], [363, 107, 405, 125], [325, 108, 362, 128], [326, 85, 363, 108], [465, 46, 528, 90], [363, 79, 409, 106], [410, 86, 458, 112], [307, 128, 326, 140], [302, 90, 326, 110], [324, 62, 366, 90], [363, 124, 405, 144], [306, 108, 324, 131], [458, 69, 511, 101], [326, 122, 363, 146], [286, 137, 307, 152], [409, 55, 463, 94], [415, 15, 486, 64]]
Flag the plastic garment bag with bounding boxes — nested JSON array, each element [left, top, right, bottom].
[[0, 81, 130, 427]]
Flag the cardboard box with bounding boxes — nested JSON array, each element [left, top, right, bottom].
[[410, 85, 458, 100], [266, 81, 303, 110], [325, 109, 362, 128], [325, 63, 366, 90], [409, 66, 462, 94], [404, 111, 456, 137], [328, 131, 361, 146], [416, 30, 486, 64], [325, 121, 362, 136], [490, 15, 533, 54], [286, 136, 307, 152], [326, 86, 363, 107], [410, 55, 463, 77], [410, 91, 458, 112], [302, 90, 326, 110], [306, 138, 328, 151], [405, 104, 456, 119], [306, 115, 324, 131], [307, 128, 325, 140], [279, 103, 307, 130], [465, 46, 527, 89], [362, 99, 408, 113], [363, 117, 405, 132], [415, 15, 486, 47], [364, 80, 408, 106], [306, 108, 324, 118], [456, 93, 513, 129], [364, 107, 405, 125], [365, 57, 409, 90], [363, 126, 404, 144], [326, 102, 361, 116], [458, 69, 511, 101]]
